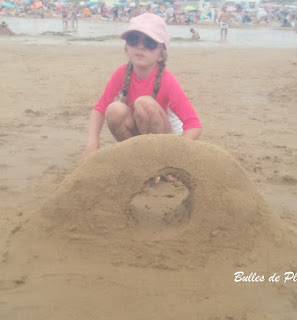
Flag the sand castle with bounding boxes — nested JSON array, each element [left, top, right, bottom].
[[1, 135, 297, 319]]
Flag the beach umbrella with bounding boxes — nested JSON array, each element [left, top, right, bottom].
[[34, 1, 42, 8], [226, 5, 236, 12], [184, 5, 195, 11], [86, 1, 98, 7], [80, 1, 85, 5], [174, 1, 181, 5], [139, 1, 147, 6], [262, 2, 277, 6], [1, 2, 15, 7], [114, 2, 126, 6], [129, 1, 135, 6], [241, 3, 250, 9]]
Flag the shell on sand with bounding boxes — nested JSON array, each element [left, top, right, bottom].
[[1, 135, 297, 319]]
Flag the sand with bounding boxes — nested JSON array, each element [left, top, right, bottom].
[[1, 38, 297, 319]]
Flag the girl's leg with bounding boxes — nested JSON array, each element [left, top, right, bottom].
[[133, 96, 172, 134], [105, 101, 139, 141]]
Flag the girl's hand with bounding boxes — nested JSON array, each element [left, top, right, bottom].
[[82, 141, 99, 161]]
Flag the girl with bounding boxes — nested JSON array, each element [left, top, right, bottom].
[[83, 13, 202, 160]]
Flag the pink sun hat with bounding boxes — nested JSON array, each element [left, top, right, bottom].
[[120, 13, 170, 49]]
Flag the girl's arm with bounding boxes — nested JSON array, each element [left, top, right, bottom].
[[82, 109, 105, 160], [82, 66, 126, 161], [182, 127, 202, 140]]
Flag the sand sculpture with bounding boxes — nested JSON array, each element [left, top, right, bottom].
[[1, 135, 297, 319]]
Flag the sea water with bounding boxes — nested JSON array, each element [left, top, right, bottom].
[[1, 16, 296, 48]]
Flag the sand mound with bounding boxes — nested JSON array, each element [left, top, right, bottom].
[[33, 135, 274, 269], [2, 135, 297, 319]]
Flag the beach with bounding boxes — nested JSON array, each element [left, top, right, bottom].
[[1, 34, 297, 319]]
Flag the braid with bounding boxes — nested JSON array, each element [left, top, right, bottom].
[[152, 48, 167, 99], [120, 61, 133, 104]]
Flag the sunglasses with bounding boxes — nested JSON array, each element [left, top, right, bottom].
[[126, 32, 159, 50]]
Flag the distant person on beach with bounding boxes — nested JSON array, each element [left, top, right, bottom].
[[61, 6, 69, 31], [83, 13, 202, 181], [70, 5, 79, 30], [219, 6, 231, 41], [111, 7, 119, 21], [0, 21, 14, 36], [190, 28, 200, 40], [196, 10, 201, 24], [214, 9, 218, 24]]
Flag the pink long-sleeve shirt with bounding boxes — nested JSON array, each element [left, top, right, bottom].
[[94, 64, 202, 130]]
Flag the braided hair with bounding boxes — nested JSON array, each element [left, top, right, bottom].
[[119, 47, 168, 104], [119, 61, 133, 104], [152, 48, 167, 99]]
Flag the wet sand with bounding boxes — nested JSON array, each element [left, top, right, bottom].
[[0, 38, 297, 319]]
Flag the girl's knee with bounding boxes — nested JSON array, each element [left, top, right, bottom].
[[134, 96, 155, 109], [106, 101, 129, 122], [134, 96, 159, 118]]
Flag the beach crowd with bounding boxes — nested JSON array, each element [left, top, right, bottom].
[[1, 0, 297, 28]]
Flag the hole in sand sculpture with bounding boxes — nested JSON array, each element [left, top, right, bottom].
[[127, 178, 191, 229]]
